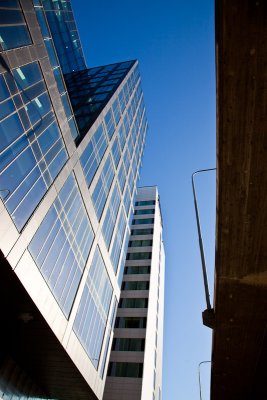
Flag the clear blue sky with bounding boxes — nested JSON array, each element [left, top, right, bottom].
[[72, 1, 216, 398]]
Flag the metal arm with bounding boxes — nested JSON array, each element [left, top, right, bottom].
[[191, 168, 216, 311]]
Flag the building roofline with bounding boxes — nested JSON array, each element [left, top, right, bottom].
[[88, 59, 138, 70], [137, 185, 158, 189]]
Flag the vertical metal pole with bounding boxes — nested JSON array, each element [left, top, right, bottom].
[[198, 361, 211, 400], [191, 168, 216, 311]]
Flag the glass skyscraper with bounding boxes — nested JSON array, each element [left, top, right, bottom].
[[0, 1, 147, 399]]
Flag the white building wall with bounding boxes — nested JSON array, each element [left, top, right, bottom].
[[140, 187, 164, 400], [103, 186, 165, 400]]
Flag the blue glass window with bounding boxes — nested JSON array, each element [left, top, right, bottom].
[[110, 208, 126, 273], [0, 9, 31, 51], [123, 84, 130, 105], [123, 150, 130, 173], [53, 66, 65, 93], [132, 153, 138, 179], [111, 138, 121, 169], [123, 114, 130, 137], [112, 98, 120, 125], [26, 92, 51, 126], [73, 246, 112, 369], [92, 156, 115, 220], [0, 98, 16, 120], [102, 184, 120, 249], [35, 7, 50, 37], [13, 63, 42, 89], [61, 92, 72, 119], [43, 38, 58, 68], [67, 117, 79, 141], [124, 187, 131, 217], [0, 112, 24, 152], [0, 63, 68, 231], [118, 124, 126, 151], [127, 107, 133, 127], [118, 90, 126, 113], [104, 109, 115, 140], [117, 229, 129, 286], [128, 135, 134, 156], [41, 0, 86, 74], [0, 74, 10, 101], [128, 168, 135, 196], [80, 124, 107, 188], [118, 163, 126, 193], [99, 297, 118, 378], [29, 174, 95, 317]]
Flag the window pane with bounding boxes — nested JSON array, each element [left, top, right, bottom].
[[115, 317, 147, 329], [0, 113, 24, 152], [125, 265, 151, 275], [119, 298, 148, 308], [0, 25, 31, 51], [13, 63, 42, 89], [132, 218, 154, 225], [135, 200, 155, 206], [0, 74, 10, 101], [126, 252, 152, 260], [80, 124, 107, 188], [73, 246, 113, 369], [108, 362, 143, 378], [134, 209, 155, 215], [131, 228, 154, 236], [112, 338, 145, 352], [121, 281, 149, 291], [128, 240, 153, 247], [104, 109, 115, 140], [29, 174, 94, 316]]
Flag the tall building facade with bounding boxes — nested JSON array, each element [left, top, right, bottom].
[[0, 1, 147, 399], [103, 187, 165, 400]]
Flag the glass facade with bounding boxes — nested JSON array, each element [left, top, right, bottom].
[[92, 155, 115, 220], [110, 208, 127, 272], [80, 123, 108, 187], [64, 61, 136, 142], [29, 173, 94, 317], [0, 2, 31, 51], [0, 61, 68, 231], [99, 296, 118, 378], [33, 1, 80, 141], [0, 0, 149, 396], [102, 184, 121, 249], [76, 60, 147, 285], [41, 0, 86, 74], [73, 246, 113, 369]]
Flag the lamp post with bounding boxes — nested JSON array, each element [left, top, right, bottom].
[[192, 168, 216, 328]]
